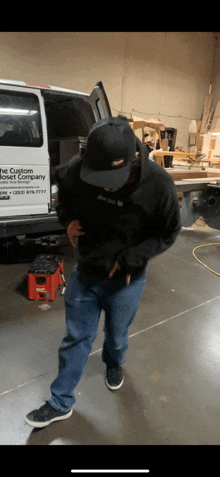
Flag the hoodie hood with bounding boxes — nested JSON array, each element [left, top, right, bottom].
[[134, 136, 149, 182]]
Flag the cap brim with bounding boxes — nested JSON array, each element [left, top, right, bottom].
[[80, 163, 131, 189]]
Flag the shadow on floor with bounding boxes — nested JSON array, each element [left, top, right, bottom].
[[25, 358, 166, 446]]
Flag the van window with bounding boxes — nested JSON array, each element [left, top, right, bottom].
[[0, 90, 43, 147]]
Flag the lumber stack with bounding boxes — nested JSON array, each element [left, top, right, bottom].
[[187, 85, 220, 167], [200, 84, 213, 134]]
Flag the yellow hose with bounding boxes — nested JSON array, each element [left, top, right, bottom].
[[192, 243, 220, 277]]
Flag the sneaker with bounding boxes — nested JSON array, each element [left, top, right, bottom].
[[106, 366, 124, 391], [25, 401, 72, 428]]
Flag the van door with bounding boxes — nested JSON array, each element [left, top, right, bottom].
[[43, 81, 112, 171], [88, 81, 112, 122], [0, 85, 50, 217]]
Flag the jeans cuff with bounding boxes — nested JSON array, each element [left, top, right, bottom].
[[48, 398, 72, 413]]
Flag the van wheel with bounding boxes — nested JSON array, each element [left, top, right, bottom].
[[0, 237, 20, 263]]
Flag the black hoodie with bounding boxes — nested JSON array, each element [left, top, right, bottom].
[[54, 138, 181, 281]]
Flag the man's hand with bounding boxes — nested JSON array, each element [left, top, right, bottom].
[[109, 261, 131, 286], [67, 220, 85, 247]]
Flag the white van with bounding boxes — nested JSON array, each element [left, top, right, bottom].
[[0, 79, 111, 245]]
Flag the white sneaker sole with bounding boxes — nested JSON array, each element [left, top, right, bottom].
[[105, 376, 124, 391], [25, 409, 73, 428]]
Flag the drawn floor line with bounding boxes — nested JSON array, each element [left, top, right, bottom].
[[1, 293, 220, 397]]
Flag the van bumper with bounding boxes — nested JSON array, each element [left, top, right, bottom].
[[0, 211, 65, 238]]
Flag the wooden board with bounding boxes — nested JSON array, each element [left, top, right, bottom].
[[200, 85, 213, 134], [210, 100, 220, 132], [181, 176, 220, 182], [153, 151, 195, 157], [167, 168, 220, 182], [161, 138, 168, 151]]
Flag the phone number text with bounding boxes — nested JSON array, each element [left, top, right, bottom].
[[12, 190, 47, 195]]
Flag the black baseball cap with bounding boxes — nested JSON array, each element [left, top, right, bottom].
[[80, 117, 136, 189]]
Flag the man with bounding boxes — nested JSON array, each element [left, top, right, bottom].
[[25, 116, 181, 428]]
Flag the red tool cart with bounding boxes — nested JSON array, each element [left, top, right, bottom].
[[28, 254, 66, 301]]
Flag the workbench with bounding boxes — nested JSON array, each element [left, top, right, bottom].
[[152, 150, 220, 168], [151, 150, 196, 167]]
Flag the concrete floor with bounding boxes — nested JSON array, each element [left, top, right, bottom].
[[1, 222, 220, 451]]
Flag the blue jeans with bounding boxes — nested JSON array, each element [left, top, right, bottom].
[[49, 265, 147, 412]]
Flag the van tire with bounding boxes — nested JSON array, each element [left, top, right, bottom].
[[0, 237, 20, 263]]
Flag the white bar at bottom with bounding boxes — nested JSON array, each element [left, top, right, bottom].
[[71, 471, 150, 474]]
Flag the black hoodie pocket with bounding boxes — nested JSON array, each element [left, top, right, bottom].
[[78, 239, 127, 278]]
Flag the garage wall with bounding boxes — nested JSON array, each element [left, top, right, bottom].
[[0, 32, 215, 150], [0, 32, 125, 116], [121, 32, 215, 149]]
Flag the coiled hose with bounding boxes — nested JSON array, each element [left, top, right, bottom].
[[192, 243, 220, 277]]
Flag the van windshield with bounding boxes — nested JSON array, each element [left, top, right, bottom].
[[0, 90, 43, 147]]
